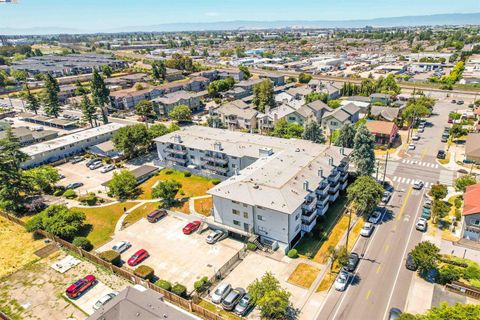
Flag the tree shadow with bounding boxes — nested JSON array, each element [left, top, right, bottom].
[[350, 273, 362, 286], [76, 223, 93, 238]]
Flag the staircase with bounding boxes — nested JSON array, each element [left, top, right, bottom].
[[249, 236, 273, 254]]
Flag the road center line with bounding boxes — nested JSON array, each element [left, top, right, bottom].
[[396, 186, 412, 221], [365, 289, 372, 300]]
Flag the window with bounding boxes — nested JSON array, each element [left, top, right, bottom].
[[295, 225, 300, 231], [295, 214, 299, 221], [258, 215, 264, 221], [243, 204, 247, 208], [243, 212, 248, 218], [258, 226, 266, 231], [475, 220, 480, 226], [232, 200, 239, 204], [190, 155, 194, 159], [233, 220, 240, 226], [232, 209, 240, 215]]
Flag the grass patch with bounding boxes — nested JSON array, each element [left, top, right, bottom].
[[73, 202, 137, 247], [194, 197, 213, 216], [138, 169, 216, 200], [124, 202, 162, 226], [316, 262, 341, 292], [313, 215, 350, 264], [347, 217, 365, 252], [438, 152, 451, 165], [0, 216, 44, 279], [171, 200, 191, 214], [287, 263, 321, 289], [198, 299, 242, 320], [295, 194, 348, 258]]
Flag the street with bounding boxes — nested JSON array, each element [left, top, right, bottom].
[[316, 99, 461, 320]]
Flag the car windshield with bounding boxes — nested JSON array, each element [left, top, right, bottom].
[[131, 255, 138, 260], [214, 287, 224, 295], [338, 274, 347, 283], [238, 298, 249, 307], [94, 301, 103, 307]]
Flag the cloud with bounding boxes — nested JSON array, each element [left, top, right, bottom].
[[205, 12, 219, 17]]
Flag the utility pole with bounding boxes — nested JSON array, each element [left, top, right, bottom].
[[382, 150, 389, 186], [375, 160, 380, 181]]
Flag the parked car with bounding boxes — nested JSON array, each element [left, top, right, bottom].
[[441, 135, 449, 143], [66, 182, 83, 189], [360, 222, 374, 237], [222, 287, 245, 311], [101, 164, 115, 173], [413, 180, 424, 190], [65, 275, 96, 298], [417, 127, 424, 133], [211, 283, 232, 304], [89, 161, 103, 170], [408, 143, 416, 150], [423, 199, 432, 209], [93, 292, 118, 310], [437, 150, 446, 159], [389, 307, 403, 320], [111, 241, 131, 253], [206, 229, 226, 244], [368, 209, 383, 224], [457, 100, 464, 105], [334, 270, 350, 291], [382, 191, 392, 203], [451, 99, 456, 104], [416, 218, 428, 232], [127, 249, 149, 266], [422, 207, 431, 220], [183, 220, 201, 234], [70, 156, 84, 164], [345, 252, 360, 272], [447, 118, 453, 124], [412, 135, 420, 141], [405, 253, 417, 271], [147, 209, 167, 223], [234, 293, 253, 316], [86, 158, 101, 167]]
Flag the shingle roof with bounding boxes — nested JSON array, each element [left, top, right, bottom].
[[466, 133, 480, 158], [366, 120, 397, 136]]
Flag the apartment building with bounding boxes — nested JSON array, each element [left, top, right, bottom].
[[154, 126, 351, 251]]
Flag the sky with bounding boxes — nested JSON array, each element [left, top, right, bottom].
[[0, 0, 479, 32]]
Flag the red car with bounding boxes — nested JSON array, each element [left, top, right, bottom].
[[182, 220, 202, 234], [128, 249, 149, 266], [66, 275, 96, 298]]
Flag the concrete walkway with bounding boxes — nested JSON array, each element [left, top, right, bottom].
[[188, 195, 212, 215], [114, 199, 162, 233]]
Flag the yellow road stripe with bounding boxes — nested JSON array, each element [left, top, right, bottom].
[[376, 265, 382, 273], [397, 186, 413, 221], [384, 244, 390, 253], [365, 289, 372, 300], [420, 147, 429, 160]]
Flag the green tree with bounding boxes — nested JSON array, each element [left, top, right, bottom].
[[429, 184, 448, 200], [417, 302, 480, 320], [90, 69, 110, 124], [151, 61, 167, 81], [10, 69, 28, 81], [23, 85, 40, 115], [23, 165, 60, 193], [135, 100, 155, 121], [80, 94, 97, 127], [302, 121, 324, 143], [100, 65, 112, 77], [42, 74, 61, 118], [207, 77, 235, 97], [206, 116, 225, 129], [25, 205, 85, 240], [168, 104, 192, 122], [347, 176, 384, 214], [248, 272, 291, 319], [270, 118, 304, 139], [305, 92, 328, 104], [327, 100, 341, 109], [152, 180, 182, 206], [112, 124, 151, 158], [455, 175, 477, 192], [238, 65, 251, 79], [351, 124, 375, 176], [334, 123, 356, 148], [108, 170, 140, 200], [252, 79, 275, 113], [298, 73, 313, 84], [0, 70, 6, 87], [450, 124, 468, 139], [409, 241, 440, 275]]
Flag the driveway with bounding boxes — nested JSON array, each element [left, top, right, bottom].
[[98, 215, 244, 291], [65, 281, 117, 315]]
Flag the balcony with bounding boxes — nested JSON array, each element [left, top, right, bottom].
[[317, 204, 329, 216], [338, 162, 349, 173], [203, 155, 228, 165], [340, 180, 348, 190], [328, 170, 341, 184], [225, 118, 238, 124], [317, 195, 329, 208], [316, 183, 330, 197], [340, 172, 348, 182], [203, 164, 229, 174], [166, 156, 188, 164], [302, 210, 316, 223], [165, 147, 187, 155], [329, 190, 340, 202], [329, 182, 340, 194], [302, 197, 318, 212], [301, 218, 317, 233]]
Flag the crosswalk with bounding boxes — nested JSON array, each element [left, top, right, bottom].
[[391, 176, 432, 188], [401, 159, 438, 169]]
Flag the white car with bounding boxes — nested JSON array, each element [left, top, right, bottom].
[[111, 241, 131, 253], [368, 209, 383, 224], [416, 218, 428, 232], [101, 164, 115, 173], [413, 180, 424, 190], [418, 127, 424, 133], [93, 292, 118, 310], [412, 135, 420, 141], [360, 222, 374, 237], [408, 144, 416, 150], [89, 161, 103, 170], [334, 270, 350, 291], [211, 283, 232, 304], [206, 230, 225, 244]]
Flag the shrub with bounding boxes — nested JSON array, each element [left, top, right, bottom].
[[165, 169, 173, 175], [194, 276, 211, 292], [155, 279, 172, 291], [287, 249, 298, 259], [63, 189, 77, 199], [78, 193, 98, 206], [211, 178, 221, 185], [464, 265, 480, 280], [455, 208, 462, 221], [72, 236, 93, 251], [171, 283, 187, 298], [246, 242, 257, 251], [184, 171, 192, 177], [437, 265, 463, 284], [99, 250, 121, 266], [134, 265, 154, 281], [53, 189, 64, 196]]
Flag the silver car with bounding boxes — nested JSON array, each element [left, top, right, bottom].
[[334, 270, 350, 291], [211, 283, 231, 304], [93, 292, 117, 310], [360, 222, 374, 237], [111, 241, 131, 253], [206, 230, 225, 244], [101, 164, 115, 173], [234, 293, 252, 316], [222, 287, 245, 311]]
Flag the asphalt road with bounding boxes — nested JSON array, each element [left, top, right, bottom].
[[317, 100, 460, 320]]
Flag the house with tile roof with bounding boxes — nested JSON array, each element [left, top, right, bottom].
[[366, 120, 399, 146], [462, 183, 480, 242]]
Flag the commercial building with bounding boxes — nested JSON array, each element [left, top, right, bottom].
[[154, 126, 351, 251], [20, 123, 125, 168]]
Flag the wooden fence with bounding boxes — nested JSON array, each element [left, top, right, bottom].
[[446, 281, 480, 300], [0, 211, 227, 320]]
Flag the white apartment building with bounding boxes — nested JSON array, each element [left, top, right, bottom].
[[154, 126, 351, 252], [21, 123, 125, 168]]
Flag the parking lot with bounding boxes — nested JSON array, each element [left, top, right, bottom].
[[66, 280, 117, 315], [98, 215, 245, 291]]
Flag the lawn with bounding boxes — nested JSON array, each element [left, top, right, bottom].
[[198, 299, 241, 320], [317, 262, 341, 292], [313, 215, 350, 264], [73, 202, 137, 247], [287, 263, 321, 289], [194, 197, 213, 216], [295, 194, 348, 259], [138, 169, 216, 200], [123, 201, 162, 226], [0, 216, 44, 278]]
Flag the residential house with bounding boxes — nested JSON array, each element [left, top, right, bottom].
[[370, 93, 392, 105], [370, 106, 401, 122], [109, 86, 162, 109], [366, 120, 399, 145], [234, 78, 265, 95], [152, 90, 202, 115], [211, 100, 258, 131], [321, 104, 360, 136], [88, 140, 123, 160], [165, 68, 184, 82], [465, 133, 480, 164], [340, 96, 371, 114], [462, 183, 480, 242], [259, 73, 285, 86]]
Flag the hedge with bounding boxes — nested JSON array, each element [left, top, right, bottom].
[[72, 237, 93, 251], [184, 171, 192, 177], [194, 276, 210, 292], [134, 265, 154, 280], [172, 283, 187, 298], [63, 189, 77, 199], [246, 242, 257, 251], [99, 250, 121, 266], [287, 249, 298, 259], [78, 193, 98, 206], [211, 178, 221, 185], [155, 279, 172, 291]]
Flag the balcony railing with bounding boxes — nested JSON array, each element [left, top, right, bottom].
[[317, 204, 329, 216], [338, 162, 349, 173], [302, 197, 318, 212], [316, 183, 330, 196], [301, 218, 317, 233], [340, 180, 348, 190], [165, 147, 187, 155], [166, 156, 188, 164], [317, 195, 329, 208], [329, 190, 340, 202], [302, 210, 316, 223], [203, 164, 229, 173], [203, 156, 228, 165], [225, 118, 238, 124], [328, 170, 341, 184], [329, 182, 340, 193]]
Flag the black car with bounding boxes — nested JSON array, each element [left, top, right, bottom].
[[345, 252, 360, 272], [437, 150, 446, 159], [66, 182, 84, 189], [389, 308, 402, 320], [405, 253, 417, 271], [85, 158, 101, 167]]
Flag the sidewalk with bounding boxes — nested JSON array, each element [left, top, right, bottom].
[[405, 274, 434, 315]]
